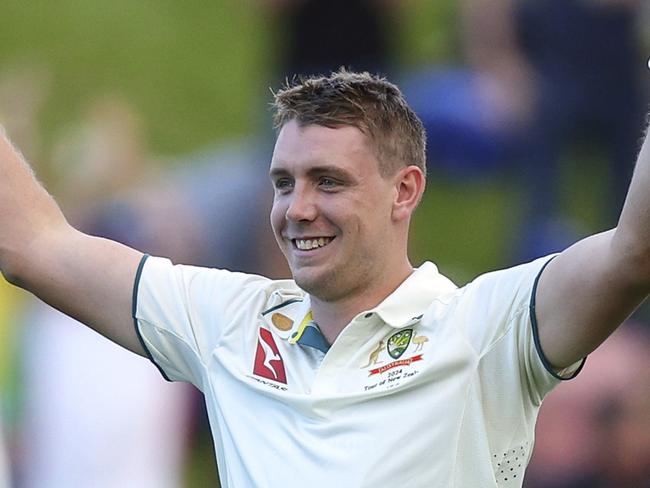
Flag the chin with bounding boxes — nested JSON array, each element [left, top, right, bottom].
[[292, 270, 338, 300], [292, 268, 328, 296], [292, 270, 320, 293]]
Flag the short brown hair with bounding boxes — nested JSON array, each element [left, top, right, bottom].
[[272, 69, 426, 177]]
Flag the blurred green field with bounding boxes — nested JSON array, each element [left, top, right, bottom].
[[0, 0, 275, 154], [0, 0, 457, 155]]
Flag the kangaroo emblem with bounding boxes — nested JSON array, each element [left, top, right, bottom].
[[361, 340, 385, 368], [412, 335, 429, 351]]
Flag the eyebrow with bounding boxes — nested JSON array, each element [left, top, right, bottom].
[[269, 164, 356, 182]]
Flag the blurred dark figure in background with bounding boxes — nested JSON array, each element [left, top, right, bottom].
[[262, 0, 399, 79], [465, 0, 647, 260], [517, 0, 645, 259]]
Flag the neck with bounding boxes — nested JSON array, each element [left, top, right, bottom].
[[311, 260, 414, 345]]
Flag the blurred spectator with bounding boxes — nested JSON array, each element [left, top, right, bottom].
[[19, 304, 190, 488], [402, 0, 647, 262], [525, 322, 650, 488], [171, 138, 288, 277], [399, 0, 534, 181], [400, 67, 526, 179], [464, 0, 647, 260], [15, 96, 194, 488], [261, 0, 400, 79]]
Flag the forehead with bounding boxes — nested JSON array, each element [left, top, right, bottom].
[[270, 120, 379, 176]]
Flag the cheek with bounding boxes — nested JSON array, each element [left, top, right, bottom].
[[269, 204, 284, 235], [358, 202, 392, 241], [358, 196, 390, 224]]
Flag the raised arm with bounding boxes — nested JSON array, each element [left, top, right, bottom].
[[0, 127, 145, 355], [535, 123, 650, 369]]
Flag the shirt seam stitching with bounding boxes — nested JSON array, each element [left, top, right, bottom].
[[477, 302, 526, 361], [138, 317, 209, 380]]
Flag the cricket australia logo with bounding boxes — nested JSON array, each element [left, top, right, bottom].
[[361, 328, 428, 380], [387, 329, 413, 359]]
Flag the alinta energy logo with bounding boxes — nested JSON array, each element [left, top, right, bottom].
[[253, 327, 287, 384]]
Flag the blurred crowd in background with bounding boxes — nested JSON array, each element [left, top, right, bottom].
[[0, 0, 650, 486]]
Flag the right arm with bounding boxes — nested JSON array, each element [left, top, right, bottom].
[[0, 127, 146, 356]]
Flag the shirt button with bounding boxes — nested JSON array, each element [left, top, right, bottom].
[[364, 312, 373, 318]]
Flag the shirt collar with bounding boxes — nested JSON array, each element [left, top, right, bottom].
[[261, 291, 308, 333], [261, 261, 456, 337], [371, 262, 457, 328]]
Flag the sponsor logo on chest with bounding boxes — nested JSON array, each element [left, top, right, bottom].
[[252, 327, 287, 384]]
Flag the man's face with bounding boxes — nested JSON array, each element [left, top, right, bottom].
[[269, 120, 398, 302]]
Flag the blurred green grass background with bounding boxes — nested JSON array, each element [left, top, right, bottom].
[[0, 0, 457, 155]]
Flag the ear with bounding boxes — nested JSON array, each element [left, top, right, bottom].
[[391, 165, 426, 222]]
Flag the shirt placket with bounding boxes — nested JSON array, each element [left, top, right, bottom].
[[310, 313, 382, 396]]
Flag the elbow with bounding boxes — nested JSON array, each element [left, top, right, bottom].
[[0, 251, 28, 289], [0, 220, 74, 290], [1, 269, 23, 289]]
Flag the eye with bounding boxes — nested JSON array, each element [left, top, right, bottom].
[[274, 178, 294, 193], [319, 176, 339, 189]]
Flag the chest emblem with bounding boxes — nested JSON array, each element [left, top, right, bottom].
[[253, 328, 287, 384], [387, 329, 413, 359], [360, 330, 430, 383], [412, 334, 428, 351], [271, 312, 294, 331], [361, 340, 385, 368]]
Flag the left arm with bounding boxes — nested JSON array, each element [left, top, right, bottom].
[[536, 123, 650, 369]]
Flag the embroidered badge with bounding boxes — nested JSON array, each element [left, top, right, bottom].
[[361, 340, 386, 368], [253, 328, 287, 384], [360, 331, 430, 388], [412, 334, 429, 351], [368, 354, 423, 376], [271, 312, 294, 331], [387, 329, 413, 359]]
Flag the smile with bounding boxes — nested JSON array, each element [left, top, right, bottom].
[[293, 237, 335, 251]]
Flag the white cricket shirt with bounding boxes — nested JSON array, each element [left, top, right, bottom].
[[133, 255, 582, 487]]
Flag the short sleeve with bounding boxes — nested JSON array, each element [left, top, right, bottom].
[[457, 256, 584, 402], [132, 255, 271, 389], [524, 257, 585, 398]]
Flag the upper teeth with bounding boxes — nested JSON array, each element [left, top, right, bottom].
[[295, 237, 332, 250]]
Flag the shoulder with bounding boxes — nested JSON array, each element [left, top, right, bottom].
[[457, 255, 556, 311], [137, 254, 303, 317]]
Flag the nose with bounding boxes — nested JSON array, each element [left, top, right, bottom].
[[285, 186, 317, 222]]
